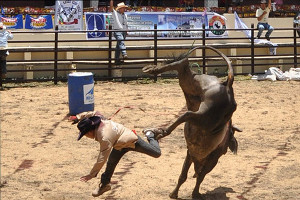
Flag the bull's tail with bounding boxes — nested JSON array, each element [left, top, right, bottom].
[[185, 45, 234, 87]]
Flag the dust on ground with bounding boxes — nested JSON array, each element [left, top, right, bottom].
[[1, 79, 299, 200]]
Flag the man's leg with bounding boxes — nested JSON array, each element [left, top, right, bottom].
[[133, 134, 161, 158], [114, 32, 123, 64], [265, 24, 274, 41], [121, 32, 127, 58], [101, 148, 129, 185], [256, 23, 265, 39], [92, 148, 129, 197], [0, 51, 7, 79]]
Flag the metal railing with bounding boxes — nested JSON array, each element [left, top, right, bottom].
[[1, 23, 299, 87]]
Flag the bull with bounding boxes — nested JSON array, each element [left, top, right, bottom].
[[143, 46, 241, 199]]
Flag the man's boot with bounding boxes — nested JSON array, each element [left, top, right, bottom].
[[92, 183, 111, 197]]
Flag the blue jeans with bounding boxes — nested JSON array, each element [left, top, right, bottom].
[[0, 50, 7, 75], [113, 31, 127, 61], [257, 22, 274, 38], [100, 135, 161, 185]]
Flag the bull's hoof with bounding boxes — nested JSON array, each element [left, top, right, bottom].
[[169, 192, 178, 199], [142, 128, 167, 140], [192, 191, 203, 199]]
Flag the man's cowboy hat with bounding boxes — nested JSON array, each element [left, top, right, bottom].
[[261, 0, 267, 3], [77, 116, 101, 141], [116, 2, 128, 10]]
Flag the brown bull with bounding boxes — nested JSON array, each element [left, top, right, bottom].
[[143, 46, 241, 199]]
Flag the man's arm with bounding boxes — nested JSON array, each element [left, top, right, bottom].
[[268, 0, 272, 9], [109, 0, 114, 12]]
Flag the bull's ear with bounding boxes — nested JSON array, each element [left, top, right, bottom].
[[232, 125, 242, 132]]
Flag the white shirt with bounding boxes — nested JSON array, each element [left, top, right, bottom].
[[0, 29, 13, 49], [256, 7, 271, 23], [112, 9, 128, 30]]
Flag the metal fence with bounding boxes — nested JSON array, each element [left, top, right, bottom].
[[1, 23, 299, 87]]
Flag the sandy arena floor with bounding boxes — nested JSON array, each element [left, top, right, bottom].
[[1, 78, 299, 200]]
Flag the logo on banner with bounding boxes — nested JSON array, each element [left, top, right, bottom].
[[0, 14, 23, 29], [55, 0, 83, 30], [83, 83, 94, 105], [25, 15, 53, 29], [209, 15, 226, 36], [86, 13, 105, 38]]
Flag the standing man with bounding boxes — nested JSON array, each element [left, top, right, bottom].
[[0, 22, 13, 79], [256, 0, 273, 41], [70, 111, 161, 197], [109, 0, 128, 65]]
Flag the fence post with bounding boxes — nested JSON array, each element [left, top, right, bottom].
[[154, 24, 158, 81], [54, 25, 58, 85], [293, 23, 297, 68], [202, 23, 206, 74], [108, 25, 112, 78], [251, 23, 255, 74]]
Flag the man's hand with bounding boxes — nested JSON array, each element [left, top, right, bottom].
[[68, 116, 79, 124], [80, 174, 94, 182]]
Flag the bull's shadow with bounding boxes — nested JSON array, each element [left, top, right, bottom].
[[177, 187, 235, 200]]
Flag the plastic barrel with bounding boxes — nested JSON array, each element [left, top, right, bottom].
[[68, 72, 95, 115]]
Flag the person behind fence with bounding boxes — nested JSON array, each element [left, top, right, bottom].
[[69, 111, 161, 197], [256, 0, 273, 41], [109, 0, 129, 65], [0, 22, 13, 79]]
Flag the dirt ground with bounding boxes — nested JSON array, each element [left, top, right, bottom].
[[1, 78, 299, 200]]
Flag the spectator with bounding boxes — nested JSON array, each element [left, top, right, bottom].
[[109, 0, 129, 65], [0, 22, 13, 79], [294, 12, 300, 37], [125, 0, 140, 7], [256, 0, 274, 41], [69, 111, 161, 197]]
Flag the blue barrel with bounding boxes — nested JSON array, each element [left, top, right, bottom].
[[68, 72, 95, 115]]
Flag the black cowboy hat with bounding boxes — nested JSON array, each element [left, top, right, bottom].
[[77, 116, 101, 140]]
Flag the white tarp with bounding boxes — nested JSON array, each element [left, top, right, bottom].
[[252, 67, 300, 81]]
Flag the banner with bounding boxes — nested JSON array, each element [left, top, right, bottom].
[[234, 11, 251, 39], [85, 13, 106, 39], [85, 12, 228, 40], [0, 14, 23, 29], [55, 0, 83, 30], [25, 15, 53, 29]]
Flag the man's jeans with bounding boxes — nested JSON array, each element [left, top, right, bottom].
[[113, 31, 127, 61], [0, 50, 7, 75], [100, 135, 161, 185], [257, 22, 274, 38]]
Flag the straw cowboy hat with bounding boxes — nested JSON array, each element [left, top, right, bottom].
[[116, 2, 128, 10], [261, 0, 267, 3]]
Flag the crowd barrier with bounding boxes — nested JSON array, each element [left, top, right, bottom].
[[1, 23, 299, 87]]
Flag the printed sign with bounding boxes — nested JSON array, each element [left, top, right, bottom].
[[25, 15, 53, 29], [83, 83, 94, 105], [85, 12, 228, 40], [85, 12, 106, 39], [55, 0, 83, 30], [0, 14, 23, 29]]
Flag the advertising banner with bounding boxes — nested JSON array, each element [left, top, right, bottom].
[[25, 15, 53, 29], [85, 12, 106, 39], [0, 14, 23, 29], [85, 12, 228, 40], [55, 0, 83, 30]]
